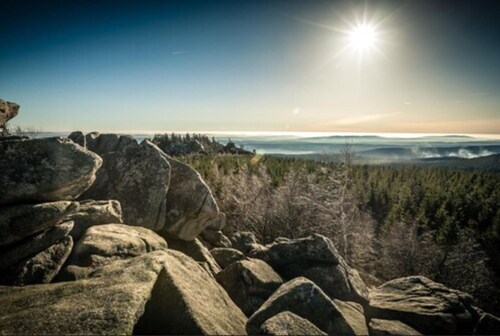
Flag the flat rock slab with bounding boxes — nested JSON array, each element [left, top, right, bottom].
[[0, 137, 102, 205], [61, 223, 167, 280], [166, 237, 221, 276], [216, 258, 283, 316], [80, 140, 170, 231], [259, 311, 327, 336], [0, 236, 73, 286], [67, 199, 123, 240], [0, 201, 78, 247], [368, 275, 476, 334], [0, 222, 73, 270], [247, 277, 368, 335]]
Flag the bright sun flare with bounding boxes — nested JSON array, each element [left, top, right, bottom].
[[349, 24, 377, 52]]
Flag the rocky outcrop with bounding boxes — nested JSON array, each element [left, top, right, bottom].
[[249, 234, 369, 304], [0, 138, 102, 205], [247, 277, 368, 335], [66, 200, 123, 240], [80, 140, 170, 230], [0, 201, 78, 247], [60, 224, 167, 280], [83, 132, 137, 155], [474, 313, 500, 335], [0, 99, 19, 135], [231, 231, 261, 253], [163, 156, 224, 240], [200, 228, 232, 248], [211, 247, 245, 269], [165, 237, 221, 276], [258, 311, 327, 336], [0, 236, 73, 286], [0, 222, 73, 270], [67, 131, 86, 147], [367, 276, 477, 334], [368, 318, 422, 335], [216, 258, 283, 316]]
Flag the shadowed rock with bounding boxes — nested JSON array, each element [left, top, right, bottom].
[[231, 231, 261, 254], [216, 258, 283, 316], [0, 201, 78, 247], [80, 140, 170, 230], [474, 313, 500, 335], [367, 276, 477, 335], [247, 277, 368, 335], [258, 311, 327, 335], [0, 236, 73, 286], [166, 237, 221, 276], [0, 99, 19, 134], [369, 318, 422, 335], [0, 222, 73, 270], [66, 200, 123, 240], [200, 228, 232, 248], [60, 223, 167, 280], [210, 247, 245, 269], [163, 156, 223, 240], [0, 138, 102, 205], [67, 131, 85, 147]]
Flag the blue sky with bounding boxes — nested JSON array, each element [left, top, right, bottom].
[[1, 0, 499, 134]]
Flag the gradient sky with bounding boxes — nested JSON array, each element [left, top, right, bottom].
[[1, 0, 499, 134]]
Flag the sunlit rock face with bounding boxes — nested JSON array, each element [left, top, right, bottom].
[[0, 138, 102, 205], [0, 99, 19, 135]]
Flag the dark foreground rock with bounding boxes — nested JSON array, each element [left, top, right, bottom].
[[247, 277, 368, 335], [165, 237, 221, 276], [216, 258, 283, 316], [80, 140, 170, 231], [0, 250, 247, 335], [258, 311, 327, 336], [60, 224, 167, 280], [0, 138, 102, 205], [0, 201, 78, 247], [367, 275, 477, 335], [474, 313, 500, 335], [249, 234, 369, 304]]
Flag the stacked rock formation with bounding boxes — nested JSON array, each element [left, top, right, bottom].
[[1, 99, 499, 335]]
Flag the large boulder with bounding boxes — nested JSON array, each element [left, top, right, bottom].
[[0, 99, 19, 133], [247, 277, 368, 335], [258, 311, 327, 336], [67, 131, 86, 147], [60, 224, 167, 280], [216, 258, 283, 316], [66, 200, 123, 240], [0, 222, 73, 270], [0, 236, 73, 285], [163, 156, 223, 240], [200, 228, 232, 248], [80, 140, 170, 230], [231, 231, 261, 254], [0, 250, 247, 335], [474, 313, 500, 335], [0, 201, 78, 247], [210, 247, 245, 269], [83, 132, 137, 155], [367, 276, 477, 334], [165, 237, 221, 276], [249, 234, 369, 304], [368, 318, 422, 335], [0, 138, 102, 205]]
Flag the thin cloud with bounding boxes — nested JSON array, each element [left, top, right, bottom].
[[335, 111, 401, 125], [171, 50, 187, 55]]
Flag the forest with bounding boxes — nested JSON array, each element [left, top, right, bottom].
[[179, 153, 500, 316]]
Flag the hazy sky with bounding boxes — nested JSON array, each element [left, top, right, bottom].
[[1, 0, 499, 134]]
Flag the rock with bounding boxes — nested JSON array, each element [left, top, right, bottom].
[[0, 250, 247, 335], [80, 140, 170, 230], [67, 200, 123, 240], [68, 131, 85, 147], [84, 132, 137, 155], [249, 234, 369, 304], [61, 224, 167, 280], [231, 231, 260, 253], [163, 156, 223, 240], [258, 311, 327, 335], [211, 247, 245, 269], [0, 236, 73, 285], [367, 276, 476, 334], [247, 277, 368, 335], [0, 201, 78, 247], [0, 99, 19, 132], [201, 228, 232, 248], [205, 213, 227, 230], [474, 313, 500, 335], [0, 138, 102, 205], [216, 258, 283, 316], [166, 237, 221, 276], [0, 222, 73, 270], [368, 318, 422, 335]]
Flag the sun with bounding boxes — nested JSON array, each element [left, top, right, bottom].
[[349, 23, 377, 52]]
